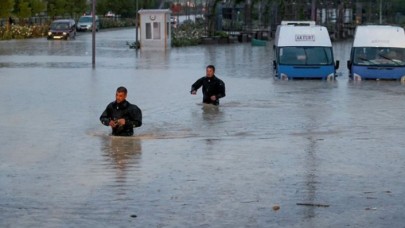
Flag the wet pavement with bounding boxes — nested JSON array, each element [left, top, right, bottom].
[[1, 29, 405, 227]]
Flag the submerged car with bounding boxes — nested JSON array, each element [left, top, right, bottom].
[[47, 19, 76, 40], [77, 15, 100, 32]]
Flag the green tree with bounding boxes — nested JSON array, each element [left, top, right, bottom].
[[0, 0, 15, 19], [393, 0, 405, 13], [30, 0, 46, 16], [65, 0, 86, 17], [120, 0, 137, 17], [96, 0, 158, 17], [47, 0, 67, 18], [96, 0, 109, 15], [205, 0, 222, 36], [16, 0, 32, 19]]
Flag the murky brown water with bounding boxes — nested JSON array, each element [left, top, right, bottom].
[[1, 29, 404, 227]]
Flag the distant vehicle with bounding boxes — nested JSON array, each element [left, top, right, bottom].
[[47, 19, 76, 40], [273, 21, 339, 80], [77, 15, 100, 32], [170, 16, 177, 26], [347, 25, 405, 81], [105, 11, 115, 17]]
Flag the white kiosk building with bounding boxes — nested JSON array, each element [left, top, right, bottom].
[[138, 9, 171, 49]]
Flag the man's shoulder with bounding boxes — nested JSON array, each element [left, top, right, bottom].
[[127, 102, 141, 111], [214, 76, 225, 84], [106, 101, 116, 108]]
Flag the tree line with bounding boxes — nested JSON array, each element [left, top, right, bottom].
[[0, 0, 162, 21]]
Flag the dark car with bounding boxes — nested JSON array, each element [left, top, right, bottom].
[[47, 19, 76, 40]]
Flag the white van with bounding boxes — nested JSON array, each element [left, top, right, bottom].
[[347, 25, 405, 81], [273, 21, 339, 80]]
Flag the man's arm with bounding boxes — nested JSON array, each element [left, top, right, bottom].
[[190, 77, 204, 94], [215, 80, 226, 99], [100, 104, 112, 126], [125, 105, 142, 128]]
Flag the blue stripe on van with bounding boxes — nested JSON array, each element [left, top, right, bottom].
[[277, 65, 335, 79], [352, 65, 405, 79]]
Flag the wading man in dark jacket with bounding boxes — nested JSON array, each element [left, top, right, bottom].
[[100, 86, 142, 136], [190, 65, 226, 105]]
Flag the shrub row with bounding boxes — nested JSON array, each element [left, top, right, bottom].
[[0, 18, 209, 48], [0, 18, 135, 40], [0, 24, 48, 40]]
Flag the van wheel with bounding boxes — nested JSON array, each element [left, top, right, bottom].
[[353, 75, 362, 81], [281, 75, 288, 80]]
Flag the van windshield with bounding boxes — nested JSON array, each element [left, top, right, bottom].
[[353, 47, 405, 66], [279, 47, 333, 65]]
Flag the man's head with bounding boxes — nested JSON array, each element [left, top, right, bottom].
[[115, 86, 127, 103], [206, 65, 215, 78]]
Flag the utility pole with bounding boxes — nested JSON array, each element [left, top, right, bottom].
[[92, 0, 96, 68], [135, 0, 139, 48], [311, 0, 316, 21], [379, 0, 382, 24]]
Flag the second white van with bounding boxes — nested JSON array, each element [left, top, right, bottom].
[[347, 25, 405, 81]]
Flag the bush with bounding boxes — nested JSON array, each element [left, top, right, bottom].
[[0, 29, 13, 40], [0, 24, 48, 40], [171, 20, 205, 47], [100, 18, 135, 29], [31, 25, 49, 37], [214, 31, 229, 38], [12, 25, 33, 39]]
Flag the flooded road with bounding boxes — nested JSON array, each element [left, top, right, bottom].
[[1, 29, 404, 227]]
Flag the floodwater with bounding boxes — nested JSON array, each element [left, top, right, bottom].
[[1, 29, 404, 227]]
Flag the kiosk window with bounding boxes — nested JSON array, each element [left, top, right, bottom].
[[146, 23, 152, 39], [153, 22, 161, 40], [145, 22, 161, 40]]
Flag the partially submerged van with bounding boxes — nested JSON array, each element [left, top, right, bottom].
[[347, 25, 405, 81], [273, 21, 339, 80]]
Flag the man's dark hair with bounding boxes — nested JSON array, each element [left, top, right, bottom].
[[207, 65, 215, 72], [116, 86, 127, 94]]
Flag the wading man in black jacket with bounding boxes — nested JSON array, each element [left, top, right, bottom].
[[100, 86, 142, 136], [190, 65, 226, 106]]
